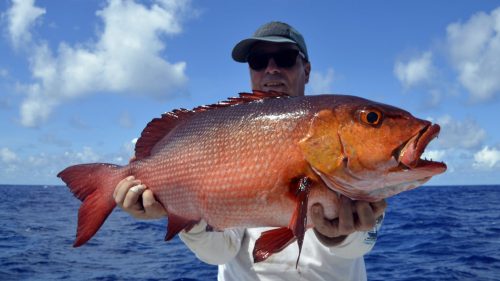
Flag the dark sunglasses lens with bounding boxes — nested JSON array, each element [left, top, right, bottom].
[[274, 49, 299, 68], [248, 54, 269, 70], [248, 49, 300, 70]]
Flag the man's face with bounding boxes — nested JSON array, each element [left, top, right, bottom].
[[249, 42, 311, 97]]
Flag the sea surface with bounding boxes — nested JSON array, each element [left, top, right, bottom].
[[0, 184, 499, 281]]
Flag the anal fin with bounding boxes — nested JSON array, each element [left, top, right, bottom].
[[165, 213, 199, 241]]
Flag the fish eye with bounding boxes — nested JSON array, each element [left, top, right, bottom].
[[358, 109, 383, 126]]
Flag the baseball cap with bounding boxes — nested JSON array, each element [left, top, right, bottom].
[[232, 21, 309, 62]]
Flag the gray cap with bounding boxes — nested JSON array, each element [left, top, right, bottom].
[[232, 21, 309, 62]]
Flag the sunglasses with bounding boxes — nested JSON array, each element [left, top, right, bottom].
[[247, 49, 305, 71]]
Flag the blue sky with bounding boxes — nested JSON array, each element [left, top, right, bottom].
[[0, 0, 499, 185]]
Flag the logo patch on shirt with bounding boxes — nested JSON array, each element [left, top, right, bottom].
[[364, 229, 378, 245], [363, 215, 383, 245]]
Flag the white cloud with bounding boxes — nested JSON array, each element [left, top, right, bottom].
[[27, 152, 48, 167], [434, 115, 486, 150], [0, 147, 21, 175], [421, 149, 446, 162], [124, 138, 138, 157], [308, 68, 334, 94], [446, 7, 500, 101], [394, 51, 434, 88], [6, 0, 192, 127], [58, 146, 103, 164], [0, 142, 134, 184], [473, 146, 500, 169], [75, 146, 101, 163], [4, 0, 45, 48], [0, 147, 18, 163]]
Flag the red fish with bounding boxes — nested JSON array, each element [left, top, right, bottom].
[[58, 91, 446, 264]]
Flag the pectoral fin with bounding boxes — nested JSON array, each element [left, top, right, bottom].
[[253, 227, 295, 263], [253, 177, 312, 267]]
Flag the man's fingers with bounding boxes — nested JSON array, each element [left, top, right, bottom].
[[143, 190, 168, 218], [354, 201, 376, 231], [113, 176, 130, 200], [114, 176, 141, 205], [112, 176, 167, 220], [337, 195, 355, 235], [123, 184, 146, 210], [370, 199, 387, 218], [143, 189, 160, 211], [311, 204, 334, 237], [311, 203, 339, 237]]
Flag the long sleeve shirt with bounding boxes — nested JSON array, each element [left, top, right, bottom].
[[179, 216, 383, 281]]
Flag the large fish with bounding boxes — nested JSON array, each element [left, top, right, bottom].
[[58, 91, 446, 264]]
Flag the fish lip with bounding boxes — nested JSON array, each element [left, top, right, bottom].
[[396, 124, 445, 170]]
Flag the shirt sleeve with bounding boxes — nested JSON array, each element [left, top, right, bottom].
[[328, 213, 384, 258], [179, 220, 246, 265]]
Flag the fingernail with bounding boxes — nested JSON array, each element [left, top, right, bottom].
[[130, 184, 145, 193], [126, 176, 135, 181]]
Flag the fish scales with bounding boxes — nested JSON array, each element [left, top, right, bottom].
[[132, 96, 317, 228]]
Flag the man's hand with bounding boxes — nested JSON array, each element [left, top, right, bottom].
[[311, 195, 387, 246], [113, 176, 167, 220]]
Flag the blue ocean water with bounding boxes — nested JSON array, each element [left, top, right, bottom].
[[0, 184, 499, 281]]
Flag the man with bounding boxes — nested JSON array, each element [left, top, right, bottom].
[[114, 21, 386, 281]]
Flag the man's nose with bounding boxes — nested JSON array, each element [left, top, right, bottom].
[[265, 58, 280, 74]]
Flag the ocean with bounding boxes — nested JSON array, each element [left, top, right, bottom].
[[0, 184, 499, 281]]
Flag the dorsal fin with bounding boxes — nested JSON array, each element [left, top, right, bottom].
[[134, 90, 289, 160], [134, 109, 195, 160]]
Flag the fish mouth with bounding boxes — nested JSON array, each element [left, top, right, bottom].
[[394, 124, 447, 172]]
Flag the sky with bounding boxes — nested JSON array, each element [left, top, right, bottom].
[[0, 0, 499, 186]]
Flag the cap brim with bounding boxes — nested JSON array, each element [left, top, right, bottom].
[[231, 36, 297, 62]]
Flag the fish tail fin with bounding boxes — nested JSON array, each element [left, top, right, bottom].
[[57, 163, 128, 247], [253, 177, 311, 266]]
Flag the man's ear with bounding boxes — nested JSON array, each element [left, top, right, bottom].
[[304, 61, 311, 83]]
